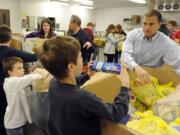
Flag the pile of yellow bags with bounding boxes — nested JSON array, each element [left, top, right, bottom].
[[127, 111, 180, 135], [130, 77, 176, 110], [94, 36, 106, 47]]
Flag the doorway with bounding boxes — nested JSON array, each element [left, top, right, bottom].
[[0, 9, 10, 26]]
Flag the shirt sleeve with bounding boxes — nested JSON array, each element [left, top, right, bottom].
[[163, 39, 180, 76], [8, 48, 37, 62], [9, 74, 42, 92], [121, 30, 138, 70], [172, 30, 180, 40], [76, 73, 90, 86], [107, 33, 121, 45], [79, 87, 129, 123], [25, 32, 39, 39]]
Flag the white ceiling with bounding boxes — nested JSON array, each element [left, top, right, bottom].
[[21, 0, 148, 8], [93, 0, 147, 8]]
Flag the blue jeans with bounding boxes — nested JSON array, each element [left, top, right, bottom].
[[6, 124, 27, 135]]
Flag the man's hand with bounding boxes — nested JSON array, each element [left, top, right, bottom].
[[134, 65, 151, 84], [83, 42, 92, 49], [118, 64, 129, 88]]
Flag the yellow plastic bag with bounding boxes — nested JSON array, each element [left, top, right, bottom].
[[131, 76, 176, 108], [117, 41, 123, 52], [94, 37, 106, 47], [130, 77, 163, 107], [156, 82, 176, 96], [127, 111, 180, 135], [169, 118, 180, 126], [132, 98, 148, 112], [169, 118, 180, 132]]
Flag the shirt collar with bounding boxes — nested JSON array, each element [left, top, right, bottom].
[[142, 31, 159, 42], [73, 27, 81, 35]]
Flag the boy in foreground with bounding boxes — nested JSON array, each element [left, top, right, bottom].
[[3, 57, 42, 135], [39, 36, 130, 135]]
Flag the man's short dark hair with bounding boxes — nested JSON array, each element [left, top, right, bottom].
[[70, 15, 81, 26], [0, 24, 12, 43], [144, 9, 162, 22], [39, 36, 81, 80], [3, 57, 23, 77]]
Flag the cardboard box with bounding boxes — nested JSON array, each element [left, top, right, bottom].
[[129, 64, 180, 86], [32, 68, 53, 93], [81, 73, 142, 135], [101, 120, 141, 135], [10, 38, 22, 50], [82, 64, 180, 135], [23, 38, 46, 52], [82, 64, 180, 103], [82, 72, 121, 102]]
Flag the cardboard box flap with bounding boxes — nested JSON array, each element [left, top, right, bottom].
[[81, 72, 121, 103], [129, 64, 180, 85], [101, 120, 142, 135]]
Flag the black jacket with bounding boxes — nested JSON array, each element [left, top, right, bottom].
[[72, 28, 94, 63], [48, 78, 129, 135]]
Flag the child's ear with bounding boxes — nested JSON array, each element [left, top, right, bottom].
[[7, 70, 12, 76], [68, 63, 74, 71]]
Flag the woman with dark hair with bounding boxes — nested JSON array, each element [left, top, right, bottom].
[[104, 24, 121, 63], [114, 24, 127, 62], [116, 24, 126, 36], [25, 18, 56, 39]]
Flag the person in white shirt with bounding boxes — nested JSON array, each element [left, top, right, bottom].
[[104, 24, 121, 63], [121, 9, 180, 84], [2, 57, 42, 135]]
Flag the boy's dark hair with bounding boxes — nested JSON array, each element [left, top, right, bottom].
[[3, 57, 23, 77], [0, 24, 12, 43], [39, 36, 80, 80], [144, 9, 162, 22]]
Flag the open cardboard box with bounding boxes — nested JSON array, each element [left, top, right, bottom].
[[23, 38, 46, 52], [81, 64, 180, 135]]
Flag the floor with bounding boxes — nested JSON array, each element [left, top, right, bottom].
[[28, 124, 45, 135]]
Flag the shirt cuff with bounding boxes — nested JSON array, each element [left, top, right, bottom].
[[128, 61, 138, 71]]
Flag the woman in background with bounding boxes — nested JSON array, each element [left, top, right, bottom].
[[116, 24, 126, 36], [104, 24, 121, 63], [25, 18, 56, 39], [114, 24, 127, 62]]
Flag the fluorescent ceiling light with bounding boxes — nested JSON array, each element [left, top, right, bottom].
[[129, 0, 146, 4], [51, 0, 69, 2], [51, 0, 69, 5], [73, 0, 94, 6], [80, 5, 94, 9]]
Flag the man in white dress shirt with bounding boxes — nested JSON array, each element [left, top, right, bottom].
[[121, 9, 180, 83]]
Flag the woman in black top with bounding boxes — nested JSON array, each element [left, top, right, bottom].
[[25, 18, 56, 39]]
